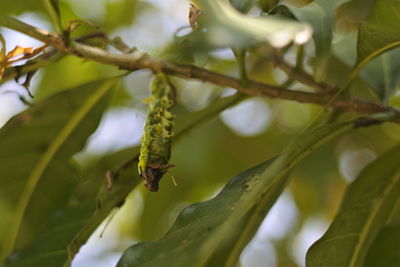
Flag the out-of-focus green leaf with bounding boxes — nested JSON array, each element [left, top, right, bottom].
[[230, 0, 257, 13], [0, 78, 118, 262], [117, 115, 376, 267], [258, 0, 279, 12], [0, 1, 46, 16], [359, 50, 400, 102], [5, 146, 141, 267], [160, 30, 210, 65], [335, 0, 376, 32], [288, 0, 347, 80], [324, 55, 377, 101], [282, 0, 314, 8], [35, 56, 123, 101], [192, 0, 312, 48], [306, 143, 400, 267], [41, 0, 62, 31], [329, 25, 383, 100], [363, 221, 400, 267], [346, 0, 400, 101], [66, 147, 141, 262], [267, 5, 298, 20], [352, 0, 400, 85], [103, 0, 139, 31]]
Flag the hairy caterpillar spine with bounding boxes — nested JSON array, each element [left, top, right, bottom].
[[138, 73, 175, 191]]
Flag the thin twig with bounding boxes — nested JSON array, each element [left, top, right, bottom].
[[0, 15, 399, 121], [1, 49, 64, 84], [274, 56, 335, 91]]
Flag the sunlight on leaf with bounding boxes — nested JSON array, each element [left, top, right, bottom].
[[192, 0, 312, 48], [288, 0, 347, 80]]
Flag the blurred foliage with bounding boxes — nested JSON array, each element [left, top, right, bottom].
[[287, 0, 348, 80], [364, 221, 400, 267], [0, 78, 117, 263], [354, 0, 400, 101], [307, 143, 400, 266], [0, 1, 400, 267], [0, 1, 47, 17], [118, 118, 360, 267]]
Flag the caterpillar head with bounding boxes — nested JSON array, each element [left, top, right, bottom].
[[140, 164, 175, 192]]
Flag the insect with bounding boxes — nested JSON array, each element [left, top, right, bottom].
[[189, 3, 202, 29], [138, 73, 176, 191]]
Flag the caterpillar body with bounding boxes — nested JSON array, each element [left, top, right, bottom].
[[138, 73, 175, 192]]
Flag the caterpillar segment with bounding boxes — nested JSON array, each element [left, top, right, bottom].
[[138, 73, 175, 191]]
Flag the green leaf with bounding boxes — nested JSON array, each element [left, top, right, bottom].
[[358, 50, 400, 102], [288, 0, 347, 80], [258, 0, 279, 12], [350, 0, 400, 85], [5, 92, 247, 266], [347, 0, 400, 101], [0, 1, 46, 16], [283, 0, 314, 8], [6, 146, 142, 267], [0, 78, 118, 261], [335, 0, 376, 31], [363, 221, 400, 267], [230, 0, 257, 13], [41, 0, 62, 32], [194, 0, 312, 48], [117, 115, 377, 267], [306, 143, 400, 267], [324, 55, 377, 101], [267, 4, 298, 20], [103, 0, 139, 31], [161, 29, 211, 65], [117, 160, 276, 267]]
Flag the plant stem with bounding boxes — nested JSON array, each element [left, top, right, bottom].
[[1, 49, 64, 84], [274, 55, 334, 91], [0, 15, 399, 121]]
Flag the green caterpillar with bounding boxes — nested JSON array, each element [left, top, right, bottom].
[[138, 73, 175, 191]]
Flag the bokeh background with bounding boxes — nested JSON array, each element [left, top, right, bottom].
[[1, 0, 400, 266]]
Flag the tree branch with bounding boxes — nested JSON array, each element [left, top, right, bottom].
[[273, 55, 336, 92], [0, 16, 62, 46], [68, 43, 395, 116], [0, 15, 399, 120], [1, 49, 64, 84]]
